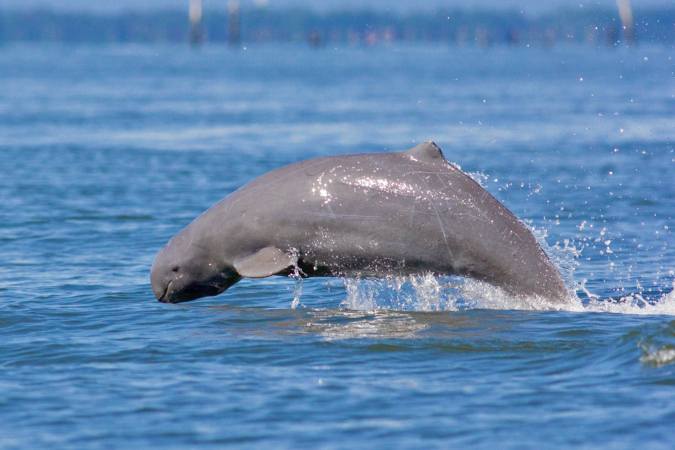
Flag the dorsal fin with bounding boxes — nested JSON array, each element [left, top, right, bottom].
[[405, 141, 446, 162]]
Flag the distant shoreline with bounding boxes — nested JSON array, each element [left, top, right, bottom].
[[0, 7, 673, 46]]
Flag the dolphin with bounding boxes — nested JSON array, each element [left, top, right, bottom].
[[151, 142, 568, 303]]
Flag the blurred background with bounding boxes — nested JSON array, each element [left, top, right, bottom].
[[0, 0, 673, 46]]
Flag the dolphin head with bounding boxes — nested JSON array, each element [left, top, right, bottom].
[[150, 220, 240, 303]]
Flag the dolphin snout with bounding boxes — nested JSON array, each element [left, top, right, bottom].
[[151, 260, 240, 303], [150, 250, 178, 302], [152, 269, 186, 303], [150, 265, 172, 302], [150, 233, 242, 303], [154, 280, 172, 303]]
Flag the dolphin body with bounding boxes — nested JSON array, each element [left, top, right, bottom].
[[151, 142, 568, 303]]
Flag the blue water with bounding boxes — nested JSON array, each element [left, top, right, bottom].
[[1, 44, 673, 448]]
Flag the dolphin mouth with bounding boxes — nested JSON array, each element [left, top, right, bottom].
[[158, 274, 241, 304], [158, 280, 173, 303], [161, 283, 223, 304]]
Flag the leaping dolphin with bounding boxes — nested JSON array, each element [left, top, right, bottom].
[[151, 142, 568, 303]]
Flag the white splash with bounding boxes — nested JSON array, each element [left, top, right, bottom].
[[290, 276, 303, 310], [289, 253, 305, 310], [339, 275, 675, 316], [583, 287, 675, 315], [342, 274, 461, 312], [640, 345, 675, 367], [528, 222, 581, 294], [467, 170, 489, 187]]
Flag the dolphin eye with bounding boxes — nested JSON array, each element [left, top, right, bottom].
[[171, 266, 180, 273]]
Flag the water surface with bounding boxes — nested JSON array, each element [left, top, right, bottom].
[[0, 44, 673, 448]]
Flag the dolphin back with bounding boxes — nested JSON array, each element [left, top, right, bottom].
[[190, 142, 569, 302]]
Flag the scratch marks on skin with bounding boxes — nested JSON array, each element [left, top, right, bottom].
[[507, 227, 527, 244], [323, 200, 338, 219], [339, 169, 460, 204], [336, 169, 496, 230], [303, 211, 383, 220], [432, 204, 453, 261], [477, 186, 491, 207], [417, 173, 454, 262], [401, 170, 455, 178], [433, 171, 496, 225]]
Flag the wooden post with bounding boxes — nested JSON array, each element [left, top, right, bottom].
[[228, 0, 241, 46], [189, 0, 204, 46]]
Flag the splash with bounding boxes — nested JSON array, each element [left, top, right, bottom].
[[339, 275, 675, 316], [340, 274, 562, 312], [640, 346, 675, 367], [336, 221, 588, 313], [290, 276, 303, 310], [583, 286, 675, 315], [639, 319, 675, 367], [342, 274, 458, 312], [289, 253, 305, 310], [316, 218, 674, 315]]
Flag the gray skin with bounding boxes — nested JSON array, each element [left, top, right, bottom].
[[151, 142, 568, 303]]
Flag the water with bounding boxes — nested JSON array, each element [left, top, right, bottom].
[[1, 43, 673, 448]]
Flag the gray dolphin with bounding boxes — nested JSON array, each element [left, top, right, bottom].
[[151, 142, 568, 303]]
